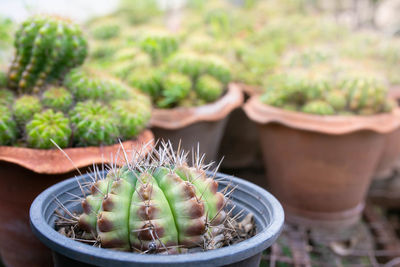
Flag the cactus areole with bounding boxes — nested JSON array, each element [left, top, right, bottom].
[[8, 15, 87, 93], [63, 143, 251, 254]]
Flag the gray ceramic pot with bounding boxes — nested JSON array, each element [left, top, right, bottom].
[[30, 172, 284, 267]]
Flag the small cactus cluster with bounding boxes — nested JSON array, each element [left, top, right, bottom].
[[60, 142, 251, 253], [0, 15, 152, 149], [139, 30, 179, 64], [124, 52, 230, 108], [260, 75, 396, 116], [8, 15, 87, 93]]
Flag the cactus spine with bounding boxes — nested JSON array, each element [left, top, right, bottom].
[[8, 15, 87, 93]]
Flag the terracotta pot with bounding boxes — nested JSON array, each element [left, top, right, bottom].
[[218, 84, 262, 170], [244, 97, 400, 228], [151, 83, 243, 162], [0, 130, 154, 267], [374, 87, 400, 180]]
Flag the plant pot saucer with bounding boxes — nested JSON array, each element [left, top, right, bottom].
[[0, 130, 154, 174]]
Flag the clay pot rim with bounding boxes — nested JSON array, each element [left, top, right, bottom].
[[0, 130, 154, 175], [150, 83, 244, 129], [244, 96, 400, 135]]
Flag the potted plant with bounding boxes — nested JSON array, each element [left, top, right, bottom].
[[87, 28, 244, 162], [30, 143, 284, 266], [0, 15, 154, 266], [244, 74, 400, 228]]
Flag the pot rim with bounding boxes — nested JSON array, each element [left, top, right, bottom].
[[30, 172, 284, 266], [243, 96, 400, 135], [0, 130, 154, 174], [150, 83, 244, 129]]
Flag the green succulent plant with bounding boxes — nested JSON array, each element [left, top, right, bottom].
[[13, 95, 42, 125], [0, 88, 14, 106], [26, 109, 71, 149], [69, 101, 120, 146], [195, 75, 223, 102], [64, 68, 130, 102], [126, 68, 163, 98], [140, 31, 179, 63], [301, 100, 335, 115], [157, 73, 192, 108], [0, 105, 17, 145], [42, 86, 73, 112], [112, 98, 152, 139], [8, 15, 87, 92], [340, 78, 387, 114], [78, 144, 228, 252], [325, 89, 347, 111]]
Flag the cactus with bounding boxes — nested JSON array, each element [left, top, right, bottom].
[[90, 19, 121, 40], [0, 105, 17, 145], [140, 30, 179, 63], [126, 68, 163, 99], [13, 95, 42, 125], [0, 70, 6, 87], [168, 53, 231, 84], [26, 109, 71, 149], [8, 15, 87, 92], [168, 52, 205, 79], [195, 75, 223, 102], [64, 68, 130, 102], [77, 144, 229, 252], [42, 86, 73, 112], [157, 73, 192, 108], [112, 98, 152, 139], [260, 90, 287, 107], [0, 88, 14, 106], [301, 100, 335, 115], [340, 78, 387, 114], [325, 89, 347, 111], [110, 52, 152, 80], [69, 101, 119, 146], [202, 55, 231, 85]]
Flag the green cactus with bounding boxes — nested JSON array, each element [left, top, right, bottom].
[[195, 75, 223, 102], [77, 144, 228, 252], [0, 88, 14, 106], [13, 95, 42, 125], [64, 68, 130, 102], [126, 68, 162, 98], [325, 89, 347, 111], [69, 101, 119, 146], [157, 73, 192, 108], [0, 70, 6, 87], [8, 15, 87, 92], [168, 52, 205, 79], [112, 98, 152, 139], [260, 90, 287, 107], [202, 55, 231, 85], [26, 109, 71, 149], [0, 105, 17, 145], [110, 52, 152, 80], [42, 86, 73, 112], [301, 100, 335, 115], [140, 31, 179, 63], [90, 19, 120, 40], [340, 78, 387, 114]]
